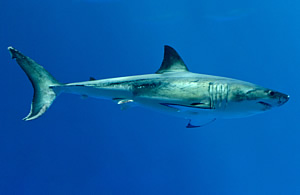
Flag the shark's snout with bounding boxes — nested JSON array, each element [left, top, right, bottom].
[[255, 90, 289, 110], [270, 91, 289, 107], [278, 93, 289, 106]]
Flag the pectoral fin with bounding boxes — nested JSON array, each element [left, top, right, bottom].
[[186, 118, 216, 128]]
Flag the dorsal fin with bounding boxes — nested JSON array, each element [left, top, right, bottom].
[[156, 45, 189, 74]]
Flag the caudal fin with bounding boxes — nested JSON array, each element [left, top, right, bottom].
[[8, 47, 61, 121]]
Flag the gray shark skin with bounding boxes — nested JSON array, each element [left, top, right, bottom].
[[8, 46, 289, 127]]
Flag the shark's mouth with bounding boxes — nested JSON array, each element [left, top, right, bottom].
[[257, 101, 272, 110]]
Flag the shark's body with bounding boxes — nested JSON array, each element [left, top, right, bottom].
[[8, 46, 289, 127]]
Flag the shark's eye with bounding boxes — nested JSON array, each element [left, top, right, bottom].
[[269, 91, 275, 96]]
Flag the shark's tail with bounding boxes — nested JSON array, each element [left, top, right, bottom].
[[8, 47, 61, 121]]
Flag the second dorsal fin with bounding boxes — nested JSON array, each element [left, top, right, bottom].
[[156, 45, 189, 74]]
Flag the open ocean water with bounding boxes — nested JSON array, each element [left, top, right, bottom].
[[0, 0, 299, 194]]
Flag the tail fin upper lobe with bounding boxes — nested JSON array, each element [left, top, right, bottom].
[[8, 47, 61, 121]]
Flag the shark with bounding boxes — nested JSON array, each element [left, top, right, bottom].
[[8, 46, 289, 128]]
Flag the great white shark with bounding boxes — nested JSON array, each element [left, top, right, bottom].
[[8, 46, 289, 127]]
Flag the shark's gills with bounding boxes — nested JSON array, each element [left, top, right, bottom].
[[8, 47, 61, 121]]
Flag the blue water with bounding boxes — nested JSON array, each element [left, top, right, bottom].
[[1, 0, 299, 194]]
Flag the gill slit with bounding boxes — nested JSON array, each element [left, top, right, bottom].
[[209, 82, 229, 110]]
